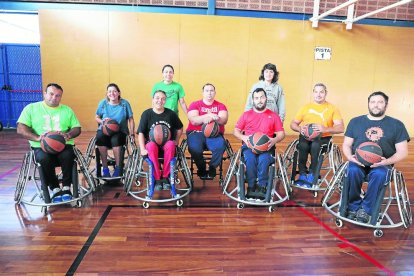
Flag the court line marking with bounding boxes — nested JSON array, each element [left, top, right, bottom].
[[0, 165, 20, 180]]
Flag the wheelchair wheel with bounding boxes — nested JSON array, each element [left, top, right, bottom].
[[0, 121, 3, 131], [143, 201, 150, 209], [237, 202, 244, 209], [41, 206, 48, 216], [335, 218, 343, 228], [321, 162, 347, 206], [269, 206, 275, 213], [374, 229, 383, 238], [395, 172, 412, 228], [14, 152, 32, 203], [176, 199, 183, 207]]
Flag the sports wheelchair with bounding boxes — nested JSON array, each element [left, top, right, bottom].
[[14, 147, 94, 215], [282, 138, 342, 197], [84, 135, 136, 187], [123, 145, 193, 208], [222, 147, 290, 212], [179, 138, 234, 185], [322, 161, 412, 237]]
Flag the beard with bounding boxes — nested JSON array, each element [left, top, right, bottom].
[[369, 108, 385, 117], [254, 103, 266, 111]]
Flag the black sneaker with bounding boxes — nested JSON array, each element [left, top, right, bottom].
[[208, 167, 216, 179], [257, 186, 266, 201], [197, 169, 208, 180], [162, 178, 171, 190], [155, 179, 163, 191], [346, 210, 357, 220], [356, 208, 370, 224], [246, 187, 255, 199]]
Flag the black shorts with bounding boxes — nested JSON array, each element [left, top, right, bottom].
[[95, 130, 127, 148]]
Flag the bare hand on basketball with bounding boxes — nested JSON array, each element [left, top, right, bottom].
[[370, 156, 387, 168], [349, 154, 364, 167]]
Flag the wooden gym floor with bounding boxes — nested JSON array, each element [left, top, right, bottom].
[[0, 130, 413, 275]]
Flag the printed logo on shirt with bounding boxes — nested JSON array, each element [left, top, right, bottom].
[[201, 106, 218, 113], [365, 127, 384, 142], [151, 121, 171, 129], [309, 108, 328, 122]]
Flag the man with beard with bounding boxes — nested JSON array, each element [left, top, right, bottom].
[[290, 83, 344, 188], [342, 91, 409, 223], [234, 88, 285, 200]]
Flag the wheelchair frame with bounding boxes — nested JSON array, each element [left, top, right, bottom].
[[179, 138, 235, 185], [123, 145, 193, 208], [283, 138, 342, 197], [222, 148, 290, 212], [14, 147, 95, 215], [322, 161, 412, 237], [84, 135, 136, 186]]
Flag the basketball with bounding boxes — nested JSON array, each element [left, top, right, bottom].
[[355, 141, 383, 166], [102, 119, 120, 136], [301, 124, 321, 141], [202, 121, 220, 138], [149, 124, 171, 146], [248, 132, 271, 154], [41, 131, 66, 154]]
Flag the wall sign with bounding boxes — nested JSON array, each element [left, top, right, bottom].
[[314, 47, 332, 60]]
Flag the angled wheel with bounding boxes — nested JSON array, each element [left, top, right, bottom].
[[394, 171, 412, 228], [374, 229, 383, 238], [14, 152, 32, 203]]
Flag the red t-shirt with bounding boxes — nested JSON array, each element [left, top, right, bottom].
[[235, 109, 284, 137], [186, 99, 228, 133]]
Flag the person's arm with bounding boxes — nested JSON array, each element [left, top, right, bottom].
[[175, 127, 183, 145], [62, 127, 81, 140], [179, 97, 188, 115], [313, 119, 344, 135], [138, 133, 148, 156], [371, 140, 408, 168], [128, 117, 135, 138], [342, 136, 363, 166], [276, 87, 286, 122], [290, 119, 303, 133], [233, 128, 249, 145], [188, 109, 224, 125], [17, 123, 42, 142], [268, 130, 285, 149], [217, 110, 228, 125]]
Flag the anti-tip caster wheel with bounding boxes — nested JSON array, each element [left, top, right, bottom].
[[175, 179, 181, 185], [41, 206, 48, 216], [237, 203, 244, 209], [76, 200, 82, 208], [143, 202, 150, 209], [269, 206, 275, 213], [335, 218, 343, 228], [176, 199, 183, 207], [313, 191, 318, 198], [374, 229, 383, 238]]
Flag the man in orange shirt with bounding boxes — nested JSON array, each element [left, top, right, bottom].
[[290, 83, 344, 187]]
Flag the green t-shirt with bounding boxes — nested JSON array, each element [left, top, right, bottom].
[[151, 81, 185, 113], [17, 101, 81, 148]]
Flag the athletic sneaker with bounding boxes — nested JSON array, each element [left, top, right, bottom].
[[155, 180, 163, 191], [307, 173, 315, 185], [257, 186, 266, 201], [51, 188, 63, 203], [208, 166, 216, 179], [346, 210, 357, 220], [356, 208, 370, 224], [246, 187, 255, 199], [298, 174, 307, 182], [102, 167, 111, 178], [112, 166, 121, 177], [61, 186, 73, 201]]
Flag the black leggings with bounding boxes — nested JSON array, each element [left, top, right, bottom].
[[95, 130, 127, 148], [297, 135, 331, 175]]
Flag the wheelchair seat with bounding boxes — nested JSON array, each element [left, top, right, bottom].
[[322, 161, 412, 237], [14, 147, 94, 215]]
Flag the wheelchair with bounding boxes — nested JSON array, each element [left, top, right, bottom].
[[84, 135, 136, 186], [322, 161, 412, 237], [179, 137, 234, 185], [14, 147, 95, 215], [282, 138, 342, 197], [123, 145, 193, 208], [222, 147, 290, 212]]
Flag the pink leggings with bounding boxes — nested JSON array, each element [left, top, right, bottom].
[[145, 140, 176, 180]]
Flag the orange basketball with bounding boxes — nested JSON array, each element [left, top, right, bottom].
[[41, 132, 66, 154], [301, 124, 321, 141], [248, 132, 271, 154], [202, 121, 220, 138], [355, 141, 383, 166], [102, 119, 120, 136], [149, 124, 171, 146]]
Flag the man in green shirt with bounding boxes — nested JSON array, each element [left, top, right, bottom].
[[17, 83, 81, 203]]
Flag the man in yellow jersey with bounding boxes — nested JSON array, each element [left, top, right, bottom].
[[290, 83, 344, 188]]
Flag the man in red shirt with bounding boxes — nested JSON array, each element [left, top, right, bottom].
[[234, 88, 285, 200]]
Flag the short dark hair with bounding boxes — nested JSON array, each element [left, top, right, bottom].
[[153, 90, 166, 98], [314, 83, 327, 92], [258, 63, 279, 83], [251, 87, 267, 99], [46, 83, 63, 92], [162, 64, 174, 73], [368, 91, 389, 105], [106, 83, 121, 101], [202, 83, 215, 90]]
